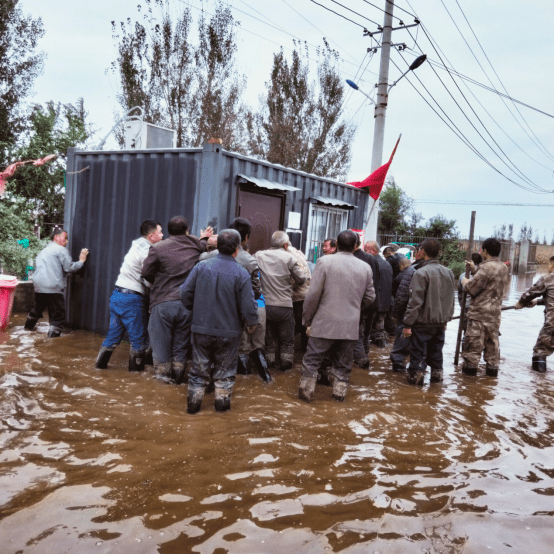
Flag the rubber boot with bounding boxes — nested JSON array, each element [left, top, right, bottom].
[[354, 357, 370, 369], [250, 349, 272, 383], [392, 363, 406, 373], [532, 356, 547, 373], [298, 376, 317, 403], [47, 326, 61, 338], [430, 368, 443, 383], [95, 347, 114, 369], [129, 350, 146, 372], [372, 336, 388, 348], [266, 353, 276, 369], [24, 316, 38, 331], [236, 354, 251, 375], [280, 354, 294, 372], [462, 365, 478, 376], [332, 380, 348, 402], [172, 361, 186, 384], [214, 387, 232, 412], [154, 362, 172, 382], [485, 366, 498, 377], [144, 348, 154, 366], [187, 387, 205, 414], [407, 370, 425, 386]]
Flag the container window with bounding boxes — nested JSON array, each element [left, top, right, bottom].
[[306, 205, 349, 263]]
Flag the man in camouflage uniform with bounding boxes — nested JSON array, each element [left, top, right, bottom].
[[461, 237, 510, 377], [514, 255, 554, 372]]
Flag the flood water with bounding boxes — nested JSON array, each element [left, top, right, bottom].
[[1, 271, 553, 553]]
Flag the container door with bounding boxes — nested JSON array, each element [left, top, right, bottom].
[[238, 189, 284, 255]]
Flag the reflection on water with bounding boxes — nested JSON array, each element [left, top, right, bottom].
[[1, 272, 554, 553]]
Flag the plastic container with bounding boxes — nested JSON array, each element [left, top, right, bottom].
[[0, 275, 18, 331]]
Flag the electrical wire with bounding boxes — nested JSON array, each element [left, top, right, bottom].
[[308, 0, 367, 29], [359, 0, 415, 22], [414, 200, 554, 207]]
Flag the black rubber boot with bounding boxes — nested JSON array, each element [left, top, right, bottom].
[[407, 370, 425, 386], [250, 349, 272, 383], [280, 354, 294, 372], [430, 368, 443, 383], [171, 361, 186, 384], [266, 353, 276, 369], [144, 348, 154, 366], [332, 380, 348, 402], [462, 366, 478, 376], [129, 350, 146, 372], [485, 366, 498, 377], [354, 357, 370, 369], [392, 363, 406, 373], [214, 387, 232, 412], [154, 362, 173, 382], [372, 336, 388, 348], [95, 347, 114, 369], [47, 326, 61, 338], [187, 387, 205, 414], [532, 356, 547, 373], [24, 316, 38, 331], [236, 354, 251, 375]]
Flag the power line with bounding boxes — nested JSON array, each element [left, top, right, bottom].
[[308, 0, 366, 29], [359, 0, 413, 23], [414, 200, 554, 207], [325, 0, 380, 27]]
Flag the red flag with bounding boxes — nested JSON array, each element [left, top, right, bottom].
[[347, 135, 401, 200], [0, 154, 57, 195]]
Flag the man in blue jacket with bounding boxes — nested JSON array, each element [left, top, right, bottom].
[[180, 229, 259, 414]]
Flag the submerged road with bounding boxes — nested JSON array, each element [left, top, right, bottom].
[[0, 272, 553, 553]]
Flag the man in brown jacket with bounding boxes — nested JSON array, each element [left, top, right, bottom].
[[299, 230, 375, 403], [255, 231, 307, 371], [461, 237, 510, 377]]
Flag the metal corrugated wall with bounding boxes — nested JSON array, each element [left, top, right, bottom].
[[65, 145, 368, 334]]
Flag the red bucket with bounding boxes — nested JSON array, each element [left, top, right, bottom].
[[0, 276, 18, 331]]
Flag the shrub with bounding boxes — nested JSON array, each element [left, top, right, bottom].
[[448, 261, 466, 280]]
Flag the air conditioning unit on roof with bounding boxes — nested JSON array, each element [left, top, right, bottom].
[[124, 119, 177, 149]]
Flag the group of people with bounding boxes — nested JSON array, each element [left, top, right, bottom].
[[24, 221, 554, 413]]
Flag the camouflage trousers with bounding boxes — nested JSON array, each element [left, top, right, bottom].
[[461, 319, 500, 369], [533, 325, 554, 357]]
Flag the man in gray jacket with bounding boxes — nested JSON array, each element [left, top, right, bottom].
[[403, 238, 455, 386], [255, 231, 306, 371], [299, 230, 375, 403], [25, 228, 88, 338]]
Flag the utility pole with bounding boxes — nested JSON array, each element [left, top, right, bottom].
[[365, 0, 395, 242]]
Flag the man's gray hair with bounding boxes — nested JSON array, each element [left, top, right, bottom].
[[271, 230, 290, 248]]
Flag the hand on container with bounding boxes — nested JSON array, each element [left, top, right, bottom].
[[200, 226, 214, 239], [79, 248, 89, 262]]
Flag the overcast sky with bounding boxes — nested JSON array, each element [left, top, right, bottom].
[[21, 0, 554, 240]]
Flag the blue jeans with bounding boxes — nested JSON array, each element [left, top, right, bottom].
[[102, 289, 148, 352], [408, 327, 445, 373], [189, 333, 240, 391], [148, 300, 191, 364]]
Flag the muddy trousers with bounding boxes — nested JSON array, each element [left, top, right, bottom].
[[408, 326, 445, 373], [390, 324, 412, 369], [239, 306, 266, 356], [461, 319, 500, 369], [533, 325, 554, 357], [353, 309, 371, 363], [370, 312, 387, 343], [102, 289, 148, 351], [301, 337, 356, 383], [148, 300, 191, 365], [265, 306, 295, 364], [29, 292, 65, 329], [293, 301, 309, 352], [189, 333, 239, 391]]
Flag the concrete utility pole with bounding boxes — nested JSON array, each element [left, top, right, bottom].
[[365, 0, 395, 242]]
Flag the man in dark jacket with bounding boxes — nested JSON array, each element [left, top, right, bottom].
[[389, 257, 415, 372], [364, 241, 393, 348], [403, 239, 455, 386], [383, 245, 405, 279], [180, 229, 259, 414], [353, 234, 378, 368], [142, 216, 212, 382]]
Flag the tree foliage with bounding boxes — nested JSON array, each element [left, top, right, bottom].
[[111, 0, 246, 150], [5, 99, 91, 229], [0, 0, 44, 161], [377, 177, 412, 234], [518, 222, 533, 242], [246, 43, 356, 180]]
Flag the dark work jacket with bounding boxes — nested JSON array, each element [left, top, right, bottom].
[[142, 234, 208, 310], [180, 253, 258, 338], [386, 252, 405, 279], [374, 255, 393, 312], [392, 266, 415, 322], [354, 249, 378, 308]]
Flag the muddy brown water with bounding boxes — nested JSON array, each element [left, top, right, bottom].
[[1, 272, 553, 553]]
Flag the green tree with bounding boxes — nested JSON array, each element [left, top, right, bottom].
[[111, 0, 246, 150], [377, 177, 412, 234], [424, 215, 458, 239], [5, 99, 91, 231], [246, 42, 356, 180], [0, 0, 44, 163]]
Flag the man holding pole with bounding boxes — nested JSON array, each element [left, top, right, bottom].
[[460, 238, 510, 377]]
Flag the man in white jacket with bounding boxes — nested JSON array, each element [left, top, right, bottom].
[[25, 228, 88, 338], [95, 220, 163, 372]]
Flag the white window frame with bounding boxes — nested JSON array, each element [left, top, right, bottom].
[[305, 204, 349, 263]]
